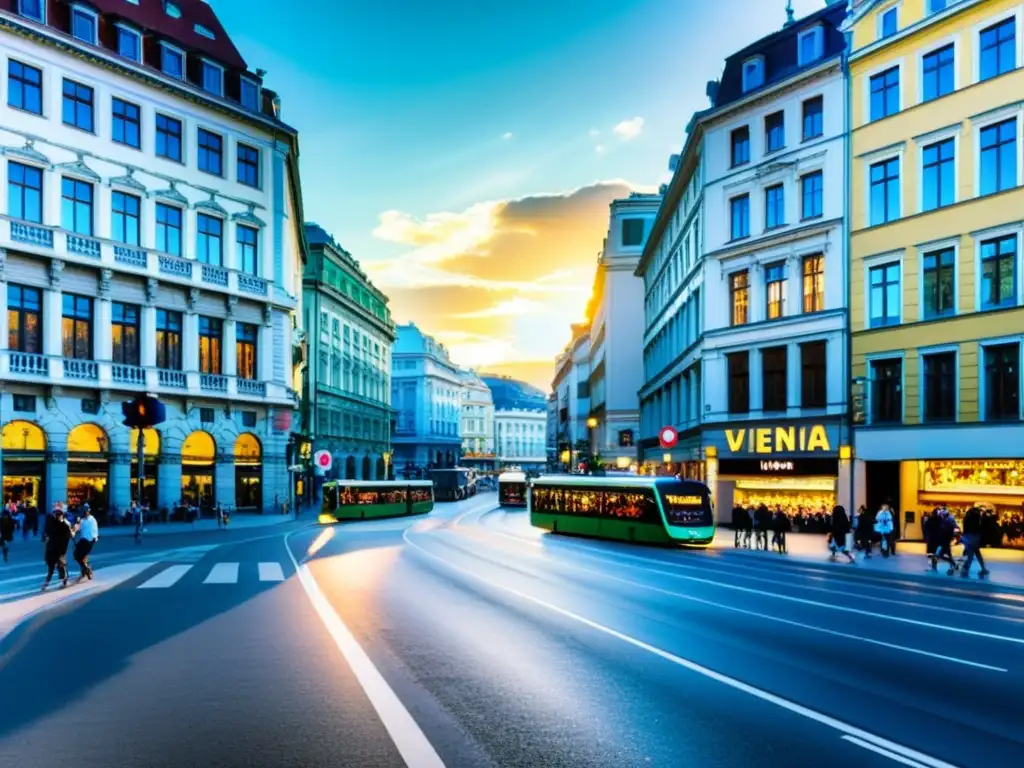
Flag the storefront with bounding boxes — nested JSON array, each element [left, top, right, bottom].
[[181, 430, 216, 509], [130, 428, 160, 508], [641, 431, 704, 479], [66, 423, 110, 512], [2, 420, 47, 509], [234, 433, 262, 510]]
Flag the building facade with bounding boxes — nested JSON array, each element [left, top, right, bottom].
[[0, 0, 304, 516], [846, 0, 1024, 538], [302, 224, 394, 482], [482, 375, 547, 471], [458, 368, 495, 469], [550, 324, 590, 468], [586, 192, 659, 470], [390, 323, 461, 474]]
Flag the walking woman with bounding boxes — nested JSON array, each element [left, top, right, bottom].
[[829, 505, 856, 563], [41, 507, 74, 591]]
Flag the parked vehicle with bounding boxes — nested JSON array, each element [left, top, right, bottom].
[[430, 467, 477, 501]]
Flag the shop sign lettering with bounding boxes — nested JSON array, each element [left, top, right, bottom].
[[724, 425, 831, 454]]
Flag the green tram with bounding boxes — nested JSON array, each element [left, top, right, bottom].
[[529, 475, 715, 547], [498, 471, 528, 508], [319, 480, 434, 523]]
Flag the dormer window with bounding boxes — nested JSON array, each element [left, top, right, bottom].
[[194, 23, 216, 40], [742, 56, 765, 92], [879, 6, 898, 39], [798, 25, 824, 66], [161, 43, 185, 79], [201, 60, 224, 97], [71, 5, 97, 44], [164, 1, 182, 19], [240, 77, 260, 111], [117, 24, 141, 62], [18, 0, 44, 22]]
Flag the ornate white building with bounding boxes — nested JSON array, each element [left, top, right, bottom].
[[458, 368, 495, 469], [0, 0, 305, 516], [482, 375, 546, 471]]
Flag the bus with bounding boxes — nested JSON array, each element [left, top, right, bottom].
[[529, 475, 715, 547], [430, 467, 477, 501], [498, 471, 528, 508], [319, 480, 434, 522]]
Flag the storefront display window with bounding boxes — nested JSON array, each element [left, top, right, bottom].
[[921, 460, 1024, 496], [182, 430, 216, 508], [234, 433, 262, 510], [2, 420, 47, 508], [67, 423, 109, 513]]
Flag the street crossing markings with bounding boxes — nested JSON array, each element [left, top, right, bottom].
[[203, 562, 239, 584], [138, 564, 193, 589], [258, 562, 285, 582]]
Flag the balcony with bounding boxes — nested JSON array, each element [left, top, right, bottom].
[[238, 273, 268, 296], [237, 378, 266, 397], [158, 254, 193, 278], [158, 369, 188, 389], [112, 363, 146, 386], [63, 359, 99, 380], [113, 246, 148, 269], [10, 222, 54, 249], [200, 373, 228, 393], [201, 263, 229, 287], [67, 234, 101, 259], [8, 352, 49, 377]]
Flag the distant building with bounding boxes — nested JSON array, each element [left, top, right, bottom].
[[390, 324, 462, 474], [545, 392, 558, 468], [458, 369, 495, 470], [303, 224, 396, 482], [482, 375, 547, 471], [550, 325, 591, 468]]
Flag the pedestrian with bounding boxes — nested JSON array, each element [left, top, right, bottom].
[[930, 507, 958, 574], [0, 508, 16, 563], [41, 507, 74, 591], [733, 505, 750, 548], [856, 504, 875, 558], [25, 503, 39, 539], [772, 509, 790, 554], [875, 503, 895, 557], [960, 506, 990, 580], [72, 505, 99, 582], [829, 505, 856, 563]]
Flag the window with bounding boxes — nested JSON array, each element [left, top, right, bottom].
[[730, 270, 749, 326], [730, 195, 749, 240], [156, 309, 182, 370], [765, 184, 785, 229], [61, 177, 93, 235], [870, 358, 902, 424], [13, 394, 36, 412], [800, 341, 826, 409], [194, 23, 215, 39], [161, 43, 184, 79], [165, 1, 182, 18], [196, 214, 223, 265], [980, 119, 1017, 196], [198, 317, 223, 375], [802, 96, 823, 141], [7, 284, 42, 353], [61, 294, 92, 360], [798, 27, 823, 66], [62, 79, 94, 132], [198, 129, 223, 176], [928, 0, 949, 12], [765, 111, 784, 153], [201, 60, 223, 96], [980, 18, 1015, 82], [237, 144, 260, 187], [984, 343, 1020, 420], [117, 25, 141, 61], [869, 157, 900, 225], [922, 138, 954, 210], [869, 262, 901, 328], [18, 0, 44, 22], [742, 57, 764, 92], [800, 171, 823, 220], [869, 67, 899, 121], [880, 6, 898, 39], [111, 302, 140, 366], [240, 77, 260, 111], [8, 162, 43, 223], [622, 218, 644, 246], [801, 254, 824, 313], [242, 411, 257, 428], [921, 248, 955, 319], [8, 60, 42, 114], [922, 352, 956, 422], [765, 262, 786, 320], [730, 126, 750, 167], [71, 6, 96, 43], [922, 44, 954, 102], [727, 352, 750, 414], [237, 323, 258, 380], [156, 203, 183, 256], [111, 192, 141, 245], [153, 115, 184, 164], [110, 98, 142, 149], [761, 347, 787, 413], [237, 225, 259, 275], [979, 235, 1016, 309]]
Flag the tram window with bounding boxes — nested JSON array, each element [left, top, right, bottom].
[[564, 488, 600, 516], [409, 488, 432, 503], [603, 491, 651, 521], [532, 486, 563, 513]]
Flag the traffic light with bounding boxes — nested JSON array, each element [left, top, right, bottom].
[[122, 395, 167, 429]]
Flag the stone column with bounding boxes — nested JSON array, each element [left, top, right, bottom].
[[183, 289, 199, 388], [259, 306, 274, 382], [223, 319, 237, 377], [45, 450, 69, 509], [43, 260, 64, 367], [215, 451, 235, 508], [156, 453, 182, 513], [108, 451, 132, 513], [97, 269, 113, 385]]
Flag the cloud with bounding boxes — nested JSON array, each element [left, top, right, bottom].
[[594, 144, 605, 154], [371, 202, 502, 264], [613, 116, 645, 140], [451, 297, 546, 319], [502, 131, 514, 140]]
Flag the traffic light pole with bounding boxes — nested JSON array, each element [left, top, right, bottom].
[[136, 426, 145, 506]]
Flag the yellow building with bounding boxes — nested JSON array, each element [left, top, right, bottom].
[[846, 0, 1024, 539]]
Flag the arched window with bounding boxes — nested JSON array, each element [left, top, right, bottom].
[[1, 420, 47, 452], [67, 423, 109, 453]]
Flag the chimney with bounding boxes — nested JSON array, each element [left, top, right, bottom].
[[272, 94, 282, 119], [705, 80, 719, 106]]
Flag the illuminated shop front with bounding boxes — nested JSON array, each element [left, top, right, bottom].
[[2, 420, 47, 508], [130, 428, 160, 508], [181, 430, 216, 508], [66, 423, 110, 511], [234, 433, 263, 510]]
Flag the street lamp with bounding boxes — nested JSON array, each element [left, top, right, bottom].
[[383, 450, 392, 480], [586, 417, 598, 429]]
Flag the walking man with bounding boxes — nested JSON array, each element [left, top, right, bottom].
[[72, 506, 99, 582], [41, 507, 73, 590], [0, 507, 15, 563], [960, 506, 990, 580]]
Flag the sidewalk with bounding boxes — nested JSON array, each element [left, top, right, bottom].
[[713, 531, 1024, 591], [102, 513, 298, 537]]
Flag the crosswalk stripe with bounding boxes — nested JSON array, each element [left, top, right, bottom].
[[204, 562, 239, 584], [258, 562, 285, 582], [138, 564, 192, 589]]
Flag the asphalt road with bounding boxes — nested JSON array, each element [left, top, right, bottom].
[[0, 493, 1020, 767]]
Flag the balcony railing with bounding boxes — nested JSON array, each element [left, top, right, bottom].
[[67, 234, 101, 258], [158, 368, 188, 389], [200, 373, 228, 393], [237, 378, 266, 397], [63, 358, 99, 380], [238, 274, 268, 296], [112, 363, 146, 385], [158, 254, 193, 278], [8, 351, 49, 376], [201, 263, 229, 287], [10, 221, 53, 249], [113, 246, 148, 268]]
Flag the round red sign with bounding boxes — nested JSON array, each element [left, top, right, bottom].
[[658, 427, 678, 449]]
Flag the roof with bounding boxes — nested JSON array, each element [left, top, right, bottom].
[[532, 475, 711, 489], [499, 471, 527, 482], [712, 2, 847, 111], [322, 480, 433, 488], [481, 375, 547, 412], [88, 0, 247, 70]]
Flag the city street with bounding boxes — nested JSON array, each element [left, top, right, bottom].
[[0, 494, 1020, 767]]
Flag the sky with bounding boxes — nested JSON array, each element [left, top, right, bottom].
[[212, 0, 829, 390]]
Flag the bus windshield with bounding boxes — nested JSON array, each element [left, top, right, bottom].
[[499, 482, 526, 505], [657, 482, 713, 527]]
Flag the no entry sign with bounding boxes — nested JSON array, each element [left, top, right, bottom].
[[313, 450, 333, 471], [658, 427, 678, 449]]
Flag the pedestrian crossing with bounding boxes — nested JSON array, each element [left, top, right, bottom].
[[135, 561, 288, 589]]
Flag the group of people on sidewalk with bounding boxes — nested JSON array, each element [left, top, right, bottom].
[[0, 501, 100, 589], [731, 504, 792, 555]]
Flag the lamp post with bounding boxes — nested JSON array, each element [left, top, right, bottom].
[[383, 450, 393, 480]]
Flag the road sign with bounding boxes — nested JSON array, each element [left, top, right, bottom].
[[313, 450, 332, 471], [658, 426, 678, 449]]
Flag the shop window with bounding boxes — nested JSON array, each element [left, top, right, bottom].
[[730, 270, 749, 326], [13, 394, 36, 412], [727, 351, 750, 415], [983, 343, 1020, 421], [200, 407, 215, 424], [869, 358, 902, 424], [800, 341, 827, 409], [922, 351, 956, 422]]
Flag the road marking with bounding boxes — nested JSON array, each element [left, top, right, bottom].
[[258, 562, 285, 582], [842, 735, 930, 767], [203, 563, 239, 584], [403, 530, 955, 768], [138, 565, 192, 589], [284, 529, 446, 768]]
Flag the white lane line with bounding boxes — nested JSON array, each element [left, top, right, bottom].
[[258, 562, 285, 582], [203, 563, 239, 584], [402, 530, 955, 768], [283, 530, 446, 768], [138, 565, 192, 589], [842, 735, 930, 767]]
